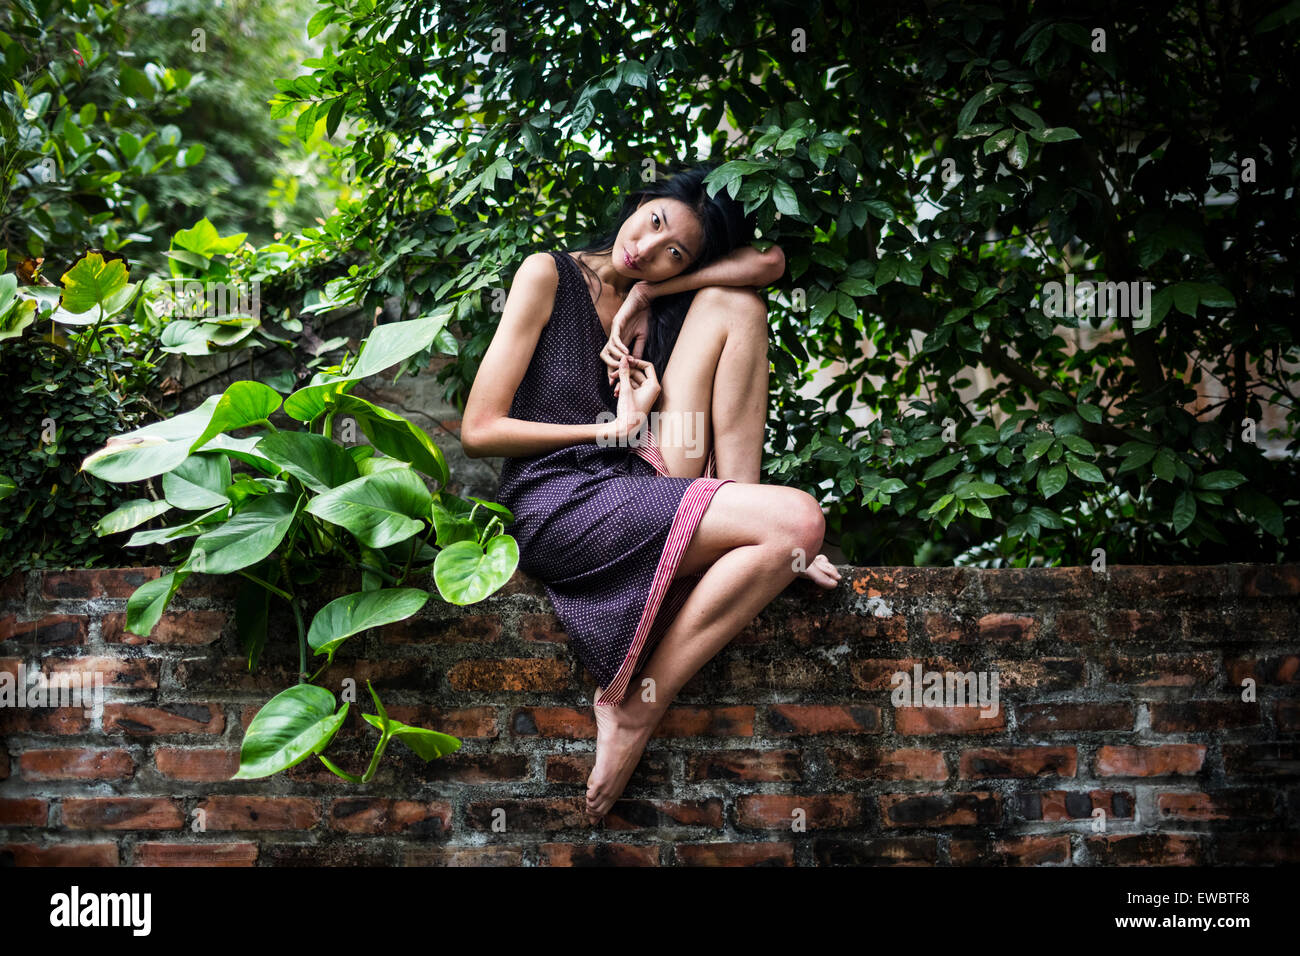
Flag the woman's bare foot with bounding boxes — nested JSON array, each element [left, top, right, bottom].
[[798, 553, 841, 589], [587, 691, 660, 824]]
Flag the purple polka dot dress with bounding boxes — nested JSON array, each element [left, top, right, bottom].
[[495, 250, 734, 706]]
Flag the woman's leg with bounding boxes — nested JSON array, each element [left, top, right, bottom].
[[649, 284, 768, 483], [586, 481, 830, 821]]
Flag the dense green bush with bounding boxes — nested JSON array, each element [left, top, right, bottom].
[[266, 0, 1297, 566]]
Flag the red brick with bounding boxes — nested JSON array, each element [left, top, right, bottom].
[[380, 613, 500, 644], [328, 799, 452, 835], [44, 654, 158, 689], [1239, 565, 1300, 597], [1225, 655, 1300, 686], [540, 843, 659, 866], [977, 612, 1039, 642], [1148, 700, 1260, 733], [1017, 790, 1134, 821], [1054, 610, 1100, 642], [41, 568, 162, 599], [1156, 789, 1277, 821], [1104, 653, 1218, 687], [519, 612, 564, 642], [102, 610, 226, 645], [603, 799, 724, 829], [0, 798, 49, 826], [826, 746, 948, 781], [510, 706, 594, 738], [653, 706, 754, 737], [62, 797, 183, 830], [1107, 566, 1230, 603], [421, 752, 529, 783], [736, 794, 865, 829], [154, 748, 240, 781], [0, 707, 90, 734], [950, 835, 1070, 865], [2, 843, 118, 866], [879, 792, 1001, 827], [766, 704, 879, 734], [1096, 745, 1206, 776], [989, 658, 1084, 690], [104, 703, 224, 735], [1278, 700, 1300, 731], [894, 705, 1005, 735], [676, 842, 796, 866], [1222, 743, 1300, 776], [959, 746, 1077, 779], [812, 837, 938, 866], [447, 657, 570, 692], [1086, 833, 1203, 865], [20, 748, 134, 781], [0, 614, 87, 645], [404, 846, 523, 866], [1101, 609, 1180, 641], [1016, 703, 1133, 733], [685, 749, 801, 782], [134, 843, 258, 866], [197, 796, 320, 831]]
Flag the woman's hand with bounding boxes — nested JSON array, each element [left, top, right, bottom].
[[599, 281, 655, 386], [608, 354, 660, 441]]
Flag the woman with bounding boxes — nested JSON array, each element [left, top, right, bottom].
[[461, 164, 841, 824]]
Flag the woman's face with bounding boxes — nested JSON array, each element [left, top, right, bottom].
[[612, 195, 705, 282]]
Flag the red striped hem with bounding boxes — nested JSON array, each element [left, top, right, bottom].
[[632, 425, 718, 478], [596, 474, 732, 705]]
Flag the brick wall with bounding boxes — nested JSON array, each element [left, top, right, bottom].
[[1, 564, 1297, 866]]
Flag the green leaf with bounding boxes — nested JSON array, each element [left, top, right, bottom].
[[1194, 469, 1247, 490], [59, 253, 129, 315], [307, 588, 430, 663], [305, 468, 433, 548], [360, 713, 461, 761], [190, 382, 282, 452], [182, 493, 299, 574], [82, 394, 222, 482], [1152, 447, 1177, 482], [434, 535, 520, 605], [233, 684, 348, 779], [1064, 453, 1106, 483], [771, 180, 800, 217], [162, 454, 232, 510], [330, 393, 449, 486], [1028, 126, 1081, 143], [256, 431, 359, 493], [955, 481, 1008, 499], [957, 83, 1006, 130], [125, 571, 189, 637], [1172, 489, 1196, 534], [1037, 463, 1068, 498]]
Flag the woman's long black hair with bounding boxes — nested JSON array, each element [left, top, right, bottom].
[[568, 163, 757, 374]]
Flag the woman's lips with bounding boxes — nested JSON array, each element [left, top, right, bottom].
[[624, 249, 639, 270]]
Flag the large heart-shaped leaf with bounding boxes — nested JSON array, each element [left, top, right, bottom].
[[190, 381, 282, 452], [348, 313, 450, 380], [182, 492, 299, 574], [60, 252, 130, 315], [82, 394, 221, 482], [162, 453, 231, 510], [361, 713, 461, 761], [305, 468, 432, 548], [256, 430, 359, 493], [331, 393, 448, 486], [307, 588, 430, 663], [434, 535, 519, 605], [232, 684, 348, 779]]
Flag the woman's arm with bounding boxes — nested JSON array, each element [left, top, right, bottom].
[[647, 242, 784, 298], [461, 253, 621, 459]]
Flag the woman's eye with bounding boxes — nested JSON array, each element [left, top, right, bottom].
[[651, 213, 660, 227], [671, 248, 681, 260]]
